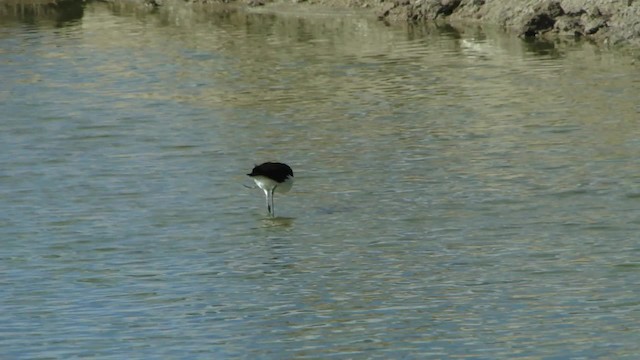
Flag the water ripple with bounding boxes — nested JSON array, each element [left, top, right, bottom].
[[1, 2, 640, 359]]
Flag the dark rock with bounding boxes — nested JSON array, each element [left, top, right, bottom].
[[520, 1, 564, 37], [439, 0, 462, 17], [407, 0, 461, 21]]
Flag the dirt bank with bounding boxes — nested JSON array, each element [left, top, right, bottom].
[[215, 0, 640, 48], [376, 0, 640, 47], [86, 0, 640, 47]]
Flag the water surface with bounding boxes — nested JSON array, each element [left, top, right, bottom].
[[1, 2, 639, 358]]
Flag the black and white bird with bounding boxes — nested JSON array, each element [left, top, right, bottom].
[[247, 162, 294, 217]]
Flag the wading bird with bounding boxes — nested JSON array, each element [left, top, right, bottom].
[[247, 162, 294, 217]]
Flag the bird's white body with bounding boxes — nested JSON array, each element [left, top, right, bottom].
[[251, 175, 294, 194]]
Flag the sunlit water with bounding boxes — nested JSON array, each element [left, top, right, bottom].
[[1, 2, 639, 358]]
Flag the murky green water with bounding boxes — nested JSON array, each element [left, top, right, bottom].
[[1, 2, 639, 358]]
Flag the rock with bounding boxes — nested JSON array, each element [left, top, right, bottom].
[[602, 4, 640, 45], [377, 0, 410, 22], [397, 0, 640, 46], [554, 15, 581, 36], [406, 0, 461, 21], [582, 13, 607, 35], [377, 2, 397, 20], [520, 1, 564, 37], [438, 0, 462, 17]]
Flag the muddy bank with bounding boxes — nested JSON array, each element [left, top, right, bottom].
[[377, 0, 640, 47], [6, 0, 640, 47], [153, 0, 640, 47], [204, 0, 640, 47]]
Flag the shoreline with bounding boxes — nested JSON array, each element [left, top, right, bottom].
[[270, 0, 640, 48], [4, 0, 640, 49], [192, 0, 640, 48]]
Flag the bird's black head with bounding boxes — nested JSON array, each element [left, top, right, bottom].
[[247, 165, 259, 177]]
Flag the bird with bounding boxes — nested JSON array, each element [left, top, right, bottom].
[[247, 162, 294, 217]]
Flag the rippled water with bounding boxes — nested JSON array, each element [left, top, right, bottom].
[[1, 2, 639, 358]]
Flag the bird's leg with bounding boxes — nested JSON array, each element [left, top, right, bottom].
[[264, 189, 271, 216], [269, 188, 276, 217]]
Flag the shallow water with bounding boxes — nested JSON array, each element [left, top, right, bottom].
[[1, 2, 639, 358]]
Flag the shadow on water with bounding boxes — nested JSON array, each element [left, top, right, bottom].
[[522, 37, 563, 58], [261, 216, 295, 228], [405, 22, 462, 41], [0, 0, 85, 26]]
